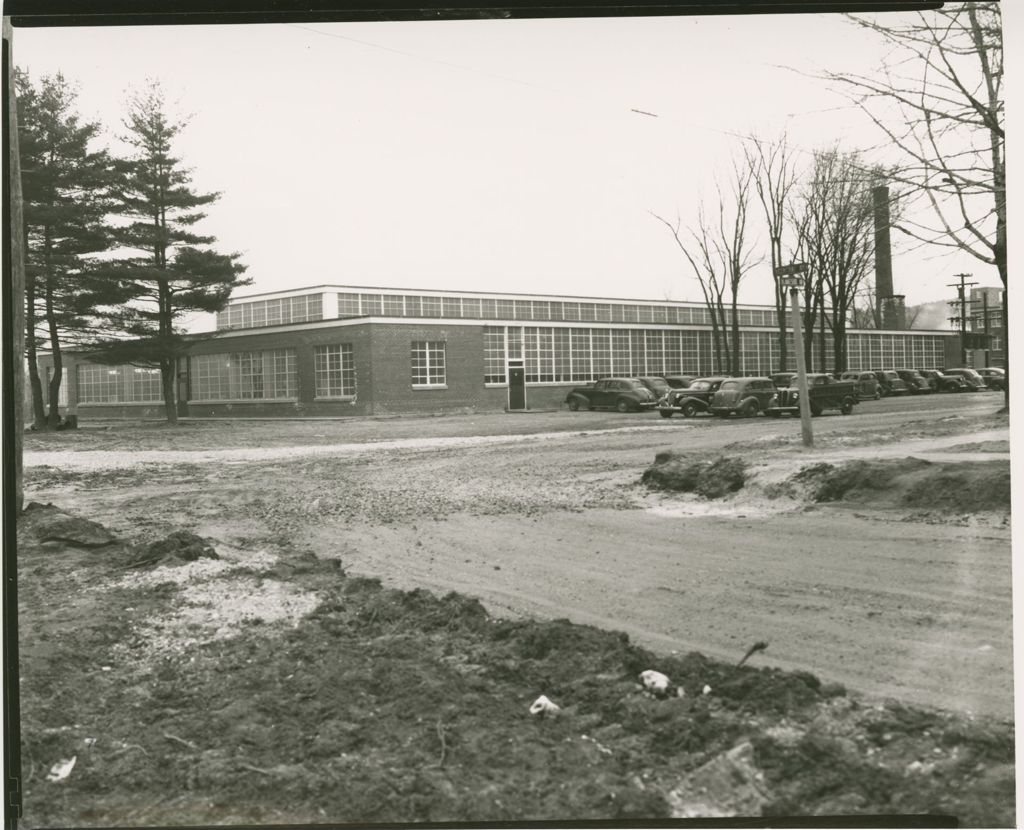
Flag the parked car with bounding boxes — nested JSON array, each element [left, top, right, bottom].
[[942, 368, 988, 391], [657, 377, 727, 418], [637, 376, 673, 399], [565, 377, 658, 412], [771, 372, 797, 389], [840, 371, 881, 400], [977, 368, 1007, 391], [709, 377, 777, 417], [765, 373, 858, 417], [918, 369, 970, 393], [870, 370, 910, 396], [663, 375, 697, 390], [894, 369, 932, 394]]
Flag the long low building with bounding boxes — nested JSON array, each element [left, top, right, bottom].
[[43, 284, 960, 419]]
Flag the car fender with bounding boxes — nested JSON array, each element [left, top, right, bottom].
[[676, 395, 709, 411]]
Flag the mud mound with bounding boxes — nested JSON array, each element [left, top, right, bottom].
[[17, 535, 1014, 827], [642, 454, 747, 499], [780, 458, 1010, 513], [20, 502, 118, 548], [127, 530, 221, 568]]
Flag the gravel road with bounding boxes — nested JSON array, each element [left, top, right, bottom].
[[22, 394, 1013, 718]]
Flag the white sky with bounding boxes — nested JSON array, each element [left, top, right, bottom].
[[12, 10, 1007, 332]]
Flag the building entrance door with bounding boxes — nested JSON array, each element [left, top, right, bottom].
[[508, 361, 526, 410]]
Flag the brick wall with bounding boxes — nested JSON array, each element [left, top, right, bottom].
[[368, 323, 487, 416], [185, 324, 376, 417]]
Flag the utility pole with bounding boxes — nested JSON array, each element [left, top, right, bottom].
[[776, 263, 813, 448], [947, 273, 977, 367]]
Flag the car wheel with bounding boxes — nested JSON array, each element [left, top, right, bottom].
[[681, 402, 699, 418], [741, 400, 758, 418], [659, 409, 673, 419], [810, 403, 823, 417], [615, 398, 631, 413], [840, 397, 854, 415], [567, 398, 581, 412], [873, 390, 880, 400]]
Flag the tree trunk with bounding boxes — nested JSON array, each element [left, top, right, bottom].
[[818, 293, 827, 372], [161, 357, 178, 425], [25, 280, 47, 429], [44, 278, 63, 428]]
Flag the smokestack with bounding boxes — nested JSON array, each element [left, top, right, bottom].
[[872, 185, 895, 323]]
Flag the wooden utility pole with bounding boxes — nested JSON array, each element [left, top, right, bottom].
[[947, 272, 977, 367], [3, 16, 26, 825], [4, 17, 25, 512], [776, 263, 813, 448]]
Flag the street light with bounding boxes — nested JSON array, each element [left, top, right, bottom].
[[775, 263, 813, 448]]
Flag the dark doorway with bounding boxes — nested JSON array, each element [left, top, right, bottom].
[[508, 362, 526, 410]]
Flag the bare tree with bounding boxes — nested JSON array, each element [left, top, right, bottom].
[[652, 208, 730, 373], [789, 148, 881, 373], [745, 134, 800, 372], [826, 4, 1005, 400], [652, 166, 761, 376]]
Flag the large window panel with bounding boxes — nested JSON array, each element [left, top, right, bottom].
[[411, 341, 446, 387], [192, 349, 297, 401], [314, 344, 355, 397]]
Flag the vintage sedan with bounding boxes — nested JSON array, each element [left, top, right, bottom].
[[840, 371, 881, 400], [943, 368, 988, 391], [657, 376, 727, 418], [895, 369, 933, 394], [870, 370, 910, 396], [918, 369, 971, 393], [708, 377, 777, 417], [977, 368, 1007, 391], [637, 376, 673, 399], [565, 377, 658, 412]]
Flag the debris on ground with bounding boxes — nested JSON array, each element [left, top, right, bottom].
[[529, 695, 561, 717], [21, 502, 118, 548], [639, 669, 671, 696], [44, 756, 77, 783], [667, 742, 771, 818], [738, 641, 769, 667]]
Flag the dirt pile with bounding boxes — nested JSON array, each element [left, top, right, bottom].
[[641, 453, 747, 498], [20, 502, 119, 548], [127, 531, 221, 568], [776, 458, 1011, 513], [16, 514, 1014, 827]]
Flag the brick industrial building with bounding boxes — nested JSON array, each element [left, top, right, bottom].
[[43, 284, 961, 419]]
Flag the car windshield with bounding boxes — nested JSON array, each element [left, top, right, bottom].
[[643, 378, 670, 392], [720, 381, 740, 390], [884, 372, 899, 379], [688, 380, 712, 391]]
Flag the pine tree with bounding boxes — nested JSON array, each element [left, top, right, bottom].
[[93, 81, 249, 423], [17, 71, 125, 429]]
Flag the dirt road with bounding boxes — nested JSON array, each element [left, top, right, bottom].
[[23, 395, 1013, 718]]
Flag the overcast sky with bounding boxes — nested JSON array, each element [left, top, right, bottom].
[[13, 10, 1006, 332]]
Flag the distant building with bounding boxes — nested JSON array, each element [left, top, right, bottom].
[[36, 284, 960, 419], [967, 286, 1006, 369]]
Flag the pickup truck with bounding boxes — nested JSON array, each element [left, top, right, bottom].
[[764, 373, 858, 417], [565, 377, 658, 412]]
